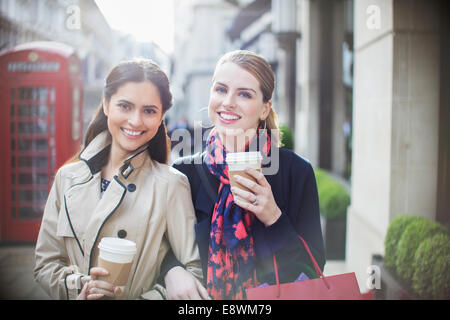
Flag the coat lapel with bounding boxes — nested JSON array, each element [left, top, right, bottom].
[[194, 158, 219, 219], [64, 172, 100, 248], [83, 175, 127, 264]]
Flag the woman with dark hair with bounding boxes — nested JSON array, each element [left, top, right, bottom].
[[34, 59, 205, 300], [162, 50, 325, 300]]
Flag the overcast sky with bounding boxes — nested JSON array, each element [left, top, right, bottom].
[[94, 0, 174, 53]]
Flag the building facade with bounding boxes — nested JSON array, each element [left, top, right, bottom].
[[170, 0, 238, 130]]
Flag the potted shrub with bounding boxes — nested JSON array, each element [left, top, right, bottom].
[[280, 124, 294, 150], [314, 168, 350, 260], [431, 247, 450, 299], [384, 215, 424, 272], [396, 218, 448, 283], [412, 233, 450, 299], [375, 215, 449, 299]]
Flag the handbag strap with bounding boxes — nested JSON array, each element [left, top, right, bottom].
[[270, 235, 330, 297], [273, 254, 281, 297], [252, 256, 281, 297], [297, 236, 326, 279]]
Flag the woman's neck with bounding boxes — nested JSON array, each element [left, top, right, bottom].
[[102, 144, 129, 180], [219, 130, 257, 153]]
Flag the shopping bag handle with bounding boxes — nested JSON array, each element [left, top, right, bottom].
[[266, 235, 330, 298], [297, 236, 327, 281]]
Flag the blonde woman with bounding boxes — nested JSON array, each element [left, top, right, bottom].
[[163, 50, 325, 300]]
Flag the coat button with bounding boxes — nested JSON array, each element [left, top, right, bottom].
[[117, 229, 127, 238], [127, 183, 136, 192]]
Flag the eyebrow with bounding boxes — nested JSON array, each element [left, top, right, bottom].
[[216, 82, 257, 94], [117, 99, 133, 105], [117, 99, 160, 109]]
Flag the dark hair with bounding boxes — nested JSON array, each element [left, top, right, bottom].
[[81, 58, 173, 164]]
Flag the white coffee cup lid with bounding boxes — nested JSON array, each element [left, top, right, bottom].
[[98, 237, 137, 255], [226, 151, 262, 164]]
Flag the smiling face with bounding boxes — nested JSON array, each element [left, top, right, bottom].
[[208, 62, 271, 151], [103, 81, 164, 160]]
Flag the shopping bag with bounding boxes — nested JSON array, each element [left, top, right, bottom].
[[246, 236, 374, 300]]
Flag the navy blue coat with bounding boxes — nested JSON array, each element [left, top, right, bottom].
[[162, 147, 325, 287]]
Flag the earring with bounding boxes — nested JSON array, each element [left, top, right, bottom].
[[259, 119, 267, 131]]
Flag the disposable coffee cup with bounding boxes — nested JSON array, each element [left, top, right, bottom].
[[97, 237, 137, 287], [227, 151, 262, 193]]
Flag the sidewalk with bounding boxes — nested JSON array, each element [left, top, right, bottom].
[[0, 244, 50, 300]]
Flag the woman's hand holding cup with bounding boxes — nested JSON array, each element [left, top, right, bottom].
[[231, 167, 282, 227], [77, 267, 123, 300]]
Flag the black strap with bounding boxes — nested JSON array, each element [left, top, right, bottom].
[[193, 152, 217, 202]]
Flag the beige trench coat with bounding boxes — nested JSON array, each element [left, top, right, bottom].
[[34, 131, 202, 299]]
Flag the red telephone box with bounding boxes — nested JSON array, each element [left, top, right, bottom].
[[0, 41, 83, 242]]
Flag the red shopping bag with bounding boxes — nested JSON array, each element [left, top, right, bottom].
[[246, 236, 374, 300]]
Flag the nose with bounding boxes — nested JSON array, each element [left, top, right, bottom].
[[128, 109, 143, 127], [222, 92, 236, 109]]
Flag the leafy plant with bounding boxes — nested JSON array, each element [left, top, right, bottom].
[[396, 218, 448, 284], [432, 251, 450, 299], [279, 124, 294, 150], [412, 233, 450, 299], [383, 215, 423, 271], [314, 168, 349, 220]]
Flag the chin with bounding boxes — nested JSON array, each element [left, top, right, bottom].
[[220, 126, 256, 137], [120, 139, 145, 151]]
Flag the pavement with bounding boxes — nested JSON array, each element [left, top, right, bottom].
[[0, 244, 50, 300], [0, 243, 347, 300]]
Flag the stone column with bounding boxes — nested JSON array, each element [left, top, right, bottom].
[[331, 0, 348, 176], [296, 0, 321, 167], [347, 0, 441, 289], [296, 0, 348, 175]]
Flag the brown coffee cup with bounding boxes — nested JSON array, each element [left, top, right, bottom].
[[227, 152, 262, 193], [97, 237, 136, 286]]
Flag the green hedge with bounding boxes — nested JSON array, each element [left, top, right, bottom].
[[384, 215, 450, 299], [396, 218, 448, 284], [412, 233, 450, 299], [384, 215, 424, 272], [314, 168, 350, 220], [280, 124, 294, 150], [432, 249, 450, 299]]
